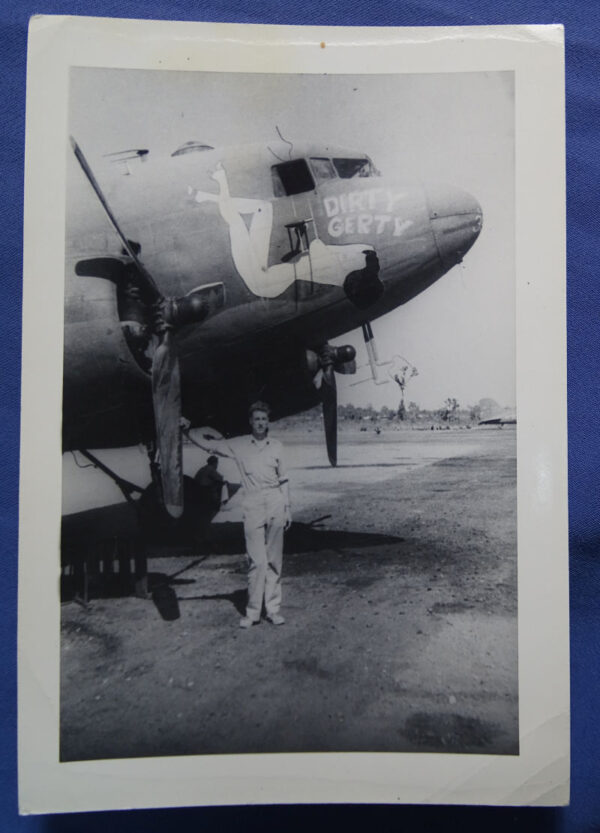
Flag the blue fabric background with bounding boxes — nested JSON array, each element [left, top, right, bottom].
[[1, 2, 597, 830]]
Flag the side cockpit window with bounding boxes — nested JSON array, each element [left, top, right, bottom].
[[271, 159, 315, 196], [333, 157, 376, 178]]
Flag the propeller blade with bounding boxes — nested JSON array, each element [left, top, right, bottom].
[[321, 364, 338, 467], [70, 136, 161, 302], [71, 138, 224, 520], [151, 329, 184, 518]]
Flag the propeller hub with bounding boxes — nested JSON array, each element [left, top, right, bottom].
[[165, 295, 208, 328], [307, 344, 356, 374], [333, 345, 356, 366]]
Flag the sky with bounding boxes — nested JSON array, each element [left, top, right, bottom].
[[69, 68, 515, 412]]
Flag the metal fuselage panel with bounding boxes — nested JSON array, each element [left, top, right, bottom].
[[64, 141, 481, 447]]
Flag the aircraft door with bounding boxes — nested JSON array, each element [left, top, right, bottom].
[[270, 159, 319, 300]]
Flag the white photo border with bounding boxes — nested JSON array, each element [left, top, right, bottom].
[[19, 17, 567, 812]]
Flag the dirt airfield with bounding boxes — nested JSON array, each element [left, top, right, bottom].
[[60, 426, 518, 761]]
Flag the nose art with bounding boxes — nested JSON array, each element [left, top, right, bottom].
[[427, 184, 483, 268]]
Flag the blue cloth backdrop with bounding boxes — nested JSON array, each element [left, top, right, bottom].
[[1, 2, 598, 832]]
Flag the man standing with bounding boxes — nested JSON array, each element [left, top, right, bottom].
[[197, 402, 291, 628]]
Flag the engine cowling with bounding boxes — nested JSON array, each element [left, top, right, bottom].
[[306, 344, 357, 376]]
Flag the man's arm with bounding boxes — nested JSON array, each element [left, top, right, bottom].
[[201, 435, 233, 458], [181, 420, 233, 459], [277, 444, 292, 530], [280, 478, 292, 531]]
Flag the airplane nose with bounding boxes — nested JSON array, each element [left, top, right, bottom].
[[426, 184, 483, 268]]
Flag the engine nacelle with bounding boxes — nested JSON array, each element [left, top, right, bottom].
[[306, 344, 356, 375]]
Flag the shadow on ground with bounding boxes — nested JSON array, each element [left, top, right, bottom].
[[202, 520, 403, 557], [62, 502, 403, 556], [61, 501, 405, 620]]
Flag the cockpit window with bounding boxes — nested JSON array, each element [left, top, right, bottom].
[[309, 157, 337, 182], [271, 159, 315, 196], [333, 158, 375, 178]]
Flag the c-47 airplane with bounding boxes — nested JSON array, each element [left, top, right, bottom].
[[479, 411, 516, 426], [65, 138, 483, 517]]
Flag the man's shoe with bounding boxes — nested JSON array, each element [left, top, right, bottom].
[[266, 613, 285, 626], [239, 617, 256, 629]]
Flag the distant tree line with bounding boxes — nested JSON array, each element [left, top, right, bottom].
[[284, 398, 502, 428], [337, 398, 484, 426]]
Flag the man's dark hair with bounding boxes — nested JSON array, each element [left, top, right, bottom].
[[207, 455, 218, 466], [248, 400, 271, 419]]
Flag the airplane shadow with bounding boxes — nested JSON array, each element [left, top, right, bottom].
[[61, 501, 403, 557], [300, 462, 409, 470], [197, 520, 402, 557], [179, 588, 248, 617], [61, 501, 404, 619], [147, 523, 404, 620]]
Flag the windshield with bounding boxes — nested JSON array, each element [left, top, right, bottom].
[[309, 157, 337, 182], [333, 158, 376, 178]]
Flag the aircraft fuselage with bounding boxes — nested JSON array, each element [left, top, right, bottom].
[[63, 140, 482, 447]]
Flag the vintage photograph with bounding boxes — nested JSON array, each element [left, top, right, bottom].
[[59, 66, 517, 762]]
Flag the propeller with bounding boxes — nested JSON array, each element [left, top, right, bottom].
[[71, 137, 223, 518], [151, 322, 183, 517], [321, 359, 338, 466], [308, 344, 356, 467]]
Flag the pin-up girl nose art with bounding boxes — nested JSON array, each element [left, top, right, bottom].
[[188, 163, 374, 300]]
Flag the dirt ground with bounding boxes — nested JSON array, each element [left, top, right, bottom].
[[60, 427, 518, 761]]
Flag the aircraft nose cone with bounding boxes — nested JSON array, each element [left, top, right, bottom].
[[427, 184, 483, 268]]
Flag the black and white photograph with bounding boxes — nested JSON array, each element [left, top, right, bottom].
[[59, 65, 516, 761], [18, 18, 568, 813]]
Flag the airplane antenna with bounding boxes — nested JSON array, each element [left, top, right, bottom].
[[267, 145, 286, 163], [276, 125, 294, 160]]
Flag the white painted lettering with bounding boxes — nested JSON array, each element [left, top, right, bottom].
[[348, 191, 365, 212], [324, 196, 339, 218], [393, 217, 414, 236], [328, 216, 344, 237], [357, 214, 373, 234], [387, 190, 407, 212], [369, 188, 386, 210], [374, 215, 391, 234], [345, 216, 356, 235]]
